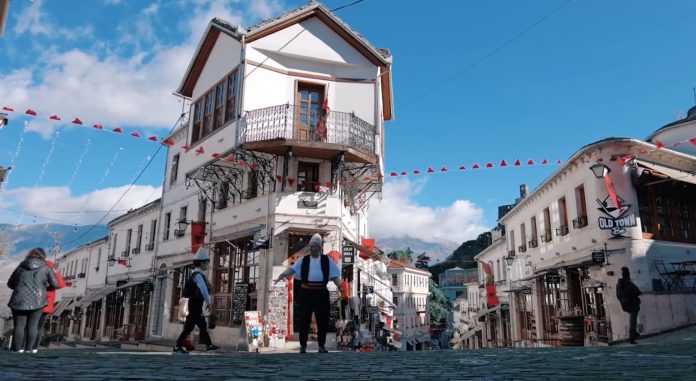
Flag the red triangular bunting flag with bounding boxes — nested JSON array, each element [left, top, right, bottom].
[[413, 169, 421, 175], [148, 136, 158, 141], [195, 146, 205, 154], [671, 142, 682, 147], [162, 138, 175, 146], [72, 118, 83, 125], [275, 175, 282, 182], [377, 172, 384, 179], [112, 127, 122, 133], [400, 171, 407, 176], [472, 164, 480, 169], [211, 153, 221, 159], [350, 179, 357, 185], [338, 180, 345, 186], [224, 156, 234, 163], [238, 160, 246, 167], [2, 106, 14, 111], [640, 148, 649, 154], [556, 159, 562, 164], [541, 158, 548, 165], [363, 176, 371, 181], [250, 163, 258, 170], [655, 140, 665, 149], [25, 109, 37, 116], [181, 145, 191, 152], [314, 184, 321, 191], [325, 182, 333, 189], [458, 165, 466, 170], [390, 172, 398, 177], [49, 115, 60, 121], [287, 178, 295, 186], [485, 162, 494, 168], [514, 159, 521, 166], [427, 167, 434, 173], [527, 159, 534, 165], [92, 124, 103, 129], [441, 166, 448, 172], [499, 160, 507, 167], [690, 138, 696, 146], [130, 132, 141, 137]]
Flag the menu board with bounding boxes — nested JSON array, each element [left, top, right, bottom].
[[232, 283, 248, 326], [267, 284, 288, 341]]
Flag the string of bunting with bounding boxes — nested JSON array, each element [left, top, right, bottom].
[[3, 104, 696, 189]]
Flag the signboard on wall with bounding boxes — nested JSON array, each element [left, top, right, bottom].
[[342, 245, 355, 265], [591, 251, 606, 264], [596, 195, 636, 238]]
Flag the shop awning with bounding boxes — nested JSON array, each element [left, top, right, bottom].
[[473, 305, 500, 320], [51, 298, 75, 316], [77, 286, 116, 306], [636, 160, 696, 186], [209, 225, 264, 244]]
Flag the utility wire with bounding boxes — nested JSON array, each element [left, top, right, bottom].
[[397, 0, 573, 110], [60, 114, 185, 247], [331, 0, 365, 12]]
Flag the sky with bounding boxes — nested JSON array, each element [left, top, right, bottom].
[[0, 0, 695, 248]]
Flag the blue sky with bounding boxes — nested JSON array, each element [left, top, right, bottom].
[[0, 0, 695, 245]]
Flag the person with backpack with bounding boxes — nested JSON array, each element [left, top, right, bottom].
[[7, 248, 59, 353], [274, 233, 342, 353], [173, 248, 220, 353]]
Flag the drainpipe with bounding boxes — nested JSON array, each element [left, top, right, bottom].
[[236, 27, 247, 145]]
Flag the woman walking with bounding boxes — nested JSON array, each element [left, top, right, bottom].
[[7, 248, 59, 353]]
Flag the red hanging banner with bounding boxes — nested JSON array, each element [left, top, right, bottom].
[[190, 221, 206, 254]]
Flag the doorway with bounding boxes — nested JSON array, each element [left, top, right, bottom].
[[295, 82, 324, 141]]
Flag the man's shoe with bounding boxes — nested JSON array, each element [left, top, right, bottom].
[[299, 347, 307, 354], [206, 344, 221, 351], [173, 346, 190, 354], [31, 349, 38, 354], [318, 347, 329, 353]]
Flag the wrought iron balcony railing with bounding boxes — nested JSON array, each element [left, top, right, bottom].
[[239, 104, 376, 156]]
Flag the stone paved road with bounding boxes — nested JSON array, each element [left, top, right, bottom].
[[2, 328, 696, 381]]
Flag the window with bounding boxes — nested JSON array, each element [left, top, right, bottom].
[[393, 296, 398, 306], [216, 181, 230, 209], [530, 216, 538, 247], [574, 185, 588, 228], [149, 219, 157, 246], [164, 212, 171, 241], [542, 207, 552, 242], [124, 229, 132, 257], [392, 274, 398, 287], [519, 223, 527, 252], [637, 180, 696, 243], [557, 197, 569, 236], [190, 69, 239, 145], [212, 238, 260, 327], [135, 224, 143, 253], [246, 171, 258, 199], [179, 206, 188, 225], [96, 248, 102, 271], [509, 230, 516, 255], [214, 81, 226, 130], [111, 234, 118, 257], [170, 154, 180, 186], [225, 70, 239, 123], [297, 162, 320, 192]]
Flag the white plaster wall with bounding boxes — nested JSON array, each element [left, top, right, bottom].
[[106, 205, 160, 279], [192, 34, 242, 100], [649, 121, 696, 157]]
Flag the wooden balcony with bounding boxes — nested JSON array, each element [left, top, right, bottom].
[[239, 104, 377, 164]]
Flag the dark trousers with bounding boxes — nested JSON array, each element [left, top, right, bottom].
[[176, 299, 211, 348], [33, 313, 48, 350], [12, 308, 43, 352], [299, 288, 330, 348], [629, 310, 639, 342]]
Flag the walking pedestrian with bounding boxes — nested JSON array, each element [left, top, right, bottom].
[[173, 248, 220, 353], [274, 233, 342, 353], [7, 248, 59, 353], [616, 267, 642, 344], [33, 260, 66, 352]]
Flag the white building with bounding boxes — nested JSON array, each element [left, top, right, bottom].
[[388, 260, 431, 350], [499, 132, 696, 346], [150, 2, 392, 347]]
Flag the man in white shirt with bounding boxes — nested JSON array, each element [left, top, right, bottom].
[[275, 233, 342, 353]]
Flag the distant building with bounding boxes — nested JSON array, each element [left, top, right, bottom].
[[388, 260, 431, 350], [438, 267, 478, 301]]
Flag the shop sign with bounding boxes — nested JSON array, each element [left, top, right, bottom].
[[546, 273, 561, 283], [591, 250, 606, 264], [342, 245, 355, 265], [522, 288, 532, 295], [596, 195, 636, 238]]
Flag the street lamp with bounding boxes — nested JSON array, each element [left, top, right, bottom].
[[504, 255, 515, 266], [177, 219, 191, 232], [107, 257, 116, 267], [589, 162, 610, 179]]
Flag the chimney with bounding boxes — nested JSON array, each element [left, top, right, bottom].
[[519, 184, 528, 199]]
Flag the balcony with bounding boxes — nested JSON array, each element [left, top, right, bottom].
[[131, 248, 140, 255], [518, 245, 527, 253], [145, 243, 155, 251], [540, 232, 552, 243], [572, 216, 588, 229], [528, 238, 538, 248], [239, 104, 377, 164], [555, 225, 569, 236]]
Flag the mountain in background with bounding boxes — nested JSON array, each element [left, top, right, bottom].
[[376, 237, 460, 264], [428, 232, 492, 282], [0, 223, 108, 259]]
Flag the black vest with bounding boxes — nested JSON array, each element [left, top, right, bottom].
[[300, 255, 329, 289]]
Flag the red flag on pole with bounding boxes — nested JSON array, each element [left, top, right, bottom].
[[211, 153, 221, 159], [181, 145, 191, 152], [690, 138, 696, 146], [400, 171, 407, 176], [413, 169, 421, 175], [390, 172, 398, 177], [541, 158, 549, 165], [191, 221, 205, 254], [162, 138, 175, 146]]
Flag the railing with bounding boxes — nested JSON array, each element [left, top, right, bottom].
[[528, 238, 538, 248], [555, 225, 569, 236], [518, 245, 527, 253], [239, 104, 376, 155], [572, 216, 588, 229]]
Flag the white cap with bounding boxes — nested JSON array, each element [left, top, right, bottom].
[[309, 233, 323, 246], [193, 247, 210, 261]]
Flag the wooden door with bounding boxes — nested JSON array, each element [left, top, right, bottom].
[[295, 83, 324, 141]]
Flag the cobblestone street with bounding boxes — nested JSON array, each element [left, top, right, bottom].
[[2, 327, 696, 380]]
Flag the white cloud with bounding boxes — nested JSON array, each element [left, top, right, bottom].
[[0, 184, 162, 226], [2, 0, 287, 138], [13, 0, 93, 40], [369, 178, 488, 244]]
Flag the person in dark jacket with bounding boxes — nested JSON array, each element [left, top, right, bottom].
[[7, 248, 59, 353], [616, 267, 642, 344]]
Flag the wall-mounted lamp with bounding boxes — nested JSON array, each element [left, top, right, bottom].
[[177, 219, 191, 232], [589, 162, 610, 179], [504, 255, 515, 266]]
